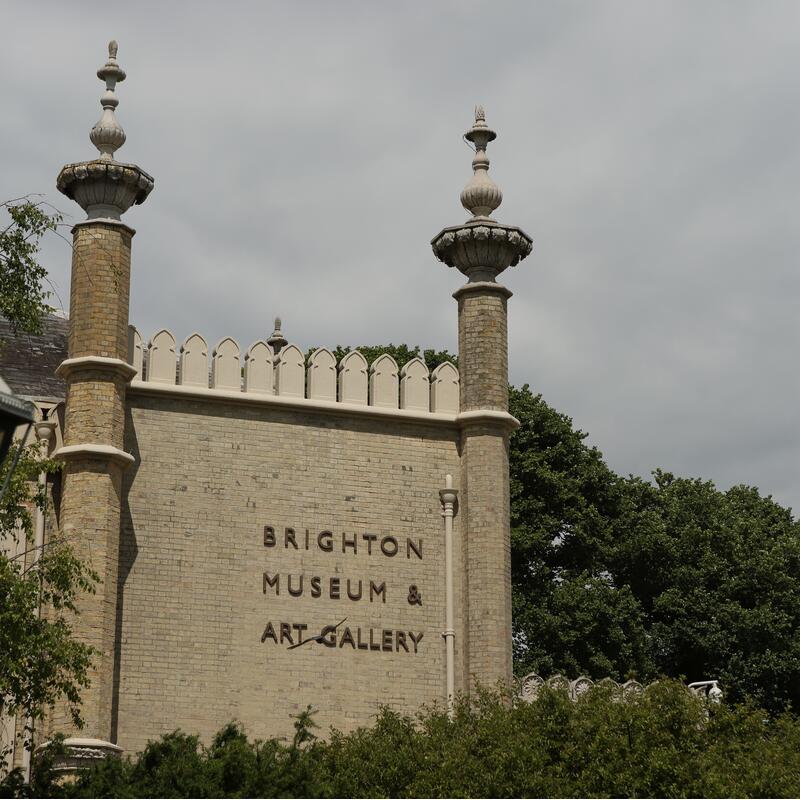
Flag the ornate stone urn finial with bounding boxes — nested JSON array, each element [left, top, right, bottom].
[[431, 107, 532, 283], [90, 41, 127, 161], [57, 41, 154, 221], [267, 317, 288, 356], [460, 105, 502, 219]]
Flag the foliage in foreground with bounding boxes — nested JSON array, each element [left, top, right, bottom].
[[18, 681, 800, 798], [0, 444, 96, 763], [0, 198, 60, 334]]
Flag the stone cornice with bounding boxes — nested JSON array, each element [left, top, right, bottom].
[[129, 380, 460, 428], [457, 409, 520, 431], [128, 381, 520, 433], [56, 356, 137, 382], [54, 443, 135, 467]]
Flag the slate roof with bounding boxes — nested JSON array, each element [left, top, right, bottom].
[[0, 314, 68, 399]]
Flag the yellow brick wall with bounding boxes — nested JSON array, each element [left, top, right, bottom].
[[457, 286, 514, 688], [457, 289, 508, 413], [52, 222, 133, 741], [68, 225, 131, 360], [115, 393, 464, 751]]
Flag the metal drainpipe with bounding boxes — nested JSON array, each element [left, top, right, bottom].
[[22, 416, 55, 784], [439, 474, 458, 719]]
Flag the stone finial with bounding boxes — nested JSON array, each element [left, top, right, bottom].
[[90, 41, 127, 161], [460, 106, 502, 219], [431, 107, 532, 283], [57, 41, 154, 220], [267, 317, 288, 356]]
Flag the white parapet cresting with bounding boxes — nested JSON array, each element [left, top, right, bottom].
[[518, 673, 723, 704], [127, 326, 462, 416]]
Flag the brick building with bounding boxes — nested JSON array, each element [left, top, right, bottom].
[[1, 42, 532, 770]]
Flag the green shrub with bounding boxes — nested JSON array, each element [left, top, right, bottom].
[[28, 680, 799, 798]]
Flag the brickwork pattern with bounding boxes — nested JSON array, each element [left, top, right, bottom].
[[64, 372, 127, 448], [50, 461, 125, 738], [68, 224, 132, 360], [115, 394, 463, 753], [459, 428, 512, 686], [457, 286, 513, 688], [52, 222, 134, 741], [457, 290, 508, 413]]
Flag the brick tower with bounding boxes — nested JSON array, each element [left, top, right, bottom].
[[52, 42, 153, 764], [432, 108, 532, 687]]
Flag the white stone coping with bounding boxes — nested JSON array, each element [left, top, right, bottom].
[[61, 737, 123, 753], [128, 380, 520, 431], [54, 443, 135, 467], [458, 409, 521, 431], [44, 737, 123, 773], [452, 280, 513, 300], [71, 218, 136, 235], [56, 356, 138, 381]]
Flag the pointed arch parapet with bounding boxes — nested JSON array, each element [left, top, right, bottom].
[[132, 327, 466, 422], [400, 357, 429, 412], [212, 337, 241, 391], [276, 344, 305, 398], [369, 353, 399, 409], [179, 333, 209, 387], [338, 350, 368, 405], [307, 348, 337, 402], [244, 341, 273, 394], [127, 325, 143, 377], [430, 361, 459, 413], [146, 329, 176, 384]]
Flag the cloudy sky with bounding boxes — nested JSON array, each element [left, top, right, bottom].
[[3, 1, 799, 512]]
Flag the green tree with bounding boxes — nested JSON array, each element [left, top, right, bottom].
[[0, 444, 96, 773], [509, 385, 652, 681], [0, 198, 61, 334], [509, 383, 800, 714], [316, 344, 455, 372], [609, 471, 800, 712], [1, 195, 96, 782]]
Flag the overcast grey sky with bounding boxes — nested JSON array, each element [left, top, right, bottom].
[[3, 1, 799, 512]]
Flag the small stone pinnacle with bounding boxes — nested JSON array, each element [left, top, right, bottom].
[[90, 40, 127, 160]]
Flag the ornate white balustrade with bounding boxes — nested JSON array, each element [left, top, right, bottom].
[[518, 673, 722, 703], [127, 326, 461, 415]]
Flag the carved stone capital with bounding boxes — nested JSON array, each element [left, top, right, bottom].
[[57, 159, 154, 220], [431, 221, 532, 282]]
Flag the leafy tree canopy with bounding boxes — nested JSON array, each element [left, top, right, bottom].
[[307, 344, 455, 373], [510, 384, 800, 713], [0, 198, 60, 335]]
